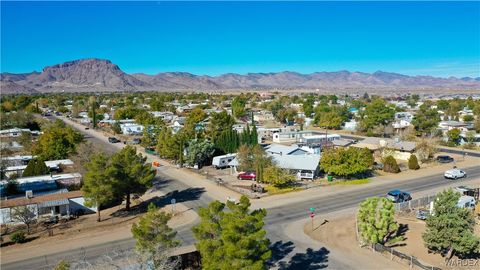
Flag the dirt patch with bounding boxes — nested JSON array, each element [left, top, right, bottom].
[[304, 215, 405, 269], [395, 213, 480, 269]]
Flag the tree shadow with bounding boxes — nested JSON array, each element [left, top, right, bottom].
[[267, 241, 295, 267], [279, 247, 329, 270], [150, 178, 173, 191], [111, 187, 205, 217], [387, 223, 409, 248]]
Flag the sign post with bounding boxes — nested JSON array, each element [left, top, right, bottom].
[[309, 207, 315, 230]]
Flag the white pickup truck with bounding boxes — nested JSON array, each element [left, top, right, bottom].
[[444, 168, 467, 180]]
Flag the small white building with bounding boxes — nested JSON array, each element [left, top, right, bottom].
[[120, 123, 144, 135]]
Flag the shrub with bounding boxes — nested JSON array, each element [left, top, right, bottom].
[[383, 155, 400, 173], [408, 155, 420, 170], [54, 260, 70, 270], [11, 231, 26, 243]]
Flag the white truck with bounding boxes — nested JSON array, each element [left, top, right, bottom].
[[444, 168, 466, 180], [457, 196, 476, 209]]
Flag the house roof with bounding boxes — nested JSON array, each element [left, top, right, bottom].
[[264, 144, 300, 155], [0, 173, 82, 185], [0, 190, 83, 209], [353, 137, 416, 152], [271, 154, 320, 171]]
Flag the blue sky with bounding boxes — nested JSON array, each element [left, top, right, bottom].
[[1, 1, 479, 77]]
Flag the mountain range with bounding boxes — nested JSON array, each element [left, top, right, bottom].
[[1, 58, 479, 94]]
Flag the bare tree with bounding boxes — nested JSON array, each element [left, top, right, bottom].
[[69, 142, 99, 175], [11, 206, 36, 234]]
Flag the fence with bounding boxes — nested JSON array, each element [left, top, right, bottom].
[[395, 194, 437, 212], [371, 243, 441, 270]]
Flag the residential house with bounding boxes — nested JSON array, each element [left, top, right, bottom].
[[438, 121, 471, 134], [1, 155, 35, 167], [4, 159, 74, 178], [459, 133, 480, 146], [0, 173, 82, 196], [352, 137, 416, 160], [272, 130, 341, 144], [120, 123, 144, 135], [151, 111, 175, 123], [0, 190, 96, 225], [0, 128, 40, 138]]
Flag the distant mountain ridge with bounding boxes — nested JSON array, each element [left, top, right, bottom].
[[1, 58, 479, 94]]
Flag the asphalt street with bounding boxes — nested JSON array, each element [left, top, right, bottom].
[[3, 118, 479, 270]]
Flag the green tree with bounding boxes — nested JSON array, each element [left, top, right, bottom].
[[33, 120, 83, 160], [208, 110, 235, 141], [411, 102, 441, 136], [422, 189, 479, 259], [82, 153, 116, 222], [275, 108, 297, 124], [22, 159, 49, 177], [408, 155, 420, 170], [462, 115, 474, 122], [108, 146, 156, 211], [185, 139, 215, 168], [263, 166, 295, 188], [193, 196, 271, 270], [184, 107, 207, 138], [132, 203, 179, 253], [357, 197, 402, 245], [383, 155, 400, 173], [232, 95, 247, 118], [111, 122, 122, 135], [446, 128, 461, 146], [359, 98, 395, 133], [320, 147, 373, 177]]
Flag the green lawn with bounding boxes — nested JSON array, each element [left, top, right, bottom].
[[333, 178, 371, 185], [264, 185, 301, 195]]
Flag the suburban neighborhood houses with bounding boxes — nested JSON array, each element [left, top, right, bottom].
[[1, 90, 479, 269]]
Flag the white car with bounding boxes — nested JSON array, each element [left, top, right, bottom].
[[444, 169, 467, 180]]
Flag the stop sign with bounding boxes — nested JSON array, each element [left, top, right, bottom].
[[310, 213, 315, 218]]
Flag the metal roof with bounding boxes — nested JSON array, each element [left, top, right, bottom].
[[38, 199, 69, 208]]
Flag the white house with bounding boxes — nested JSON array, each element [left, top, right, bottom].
[[120, 123, 144, 135], [438, 121, 470, 133], [0, 128, 39, 138], [150, 111, 175, 122], [272, 130, 341, 144], [0, 190, 95, 225]]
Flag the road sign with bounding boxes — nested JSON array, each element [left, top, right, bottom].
[[309, 207, 315, 212], [310, 213, 315, 218]]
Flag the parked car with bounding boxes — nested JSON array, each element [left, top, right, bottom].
[[108, 137, 121, 143], [386, 189, 412, 203], [416, 209, 429, 220], [436, 155, 454, 163], [444, 168, 466, 180], [237, 171, 256, 180]]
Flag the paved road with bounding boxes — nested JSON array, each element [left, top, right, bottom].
[[4, 118, 479, 269]]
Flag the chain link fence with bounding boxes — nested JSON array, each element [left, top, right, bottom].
[[394, 194, 437, 212]]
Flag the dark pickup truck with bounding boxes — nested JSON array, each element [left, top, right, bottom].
[[108, 137, 121, 143]]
